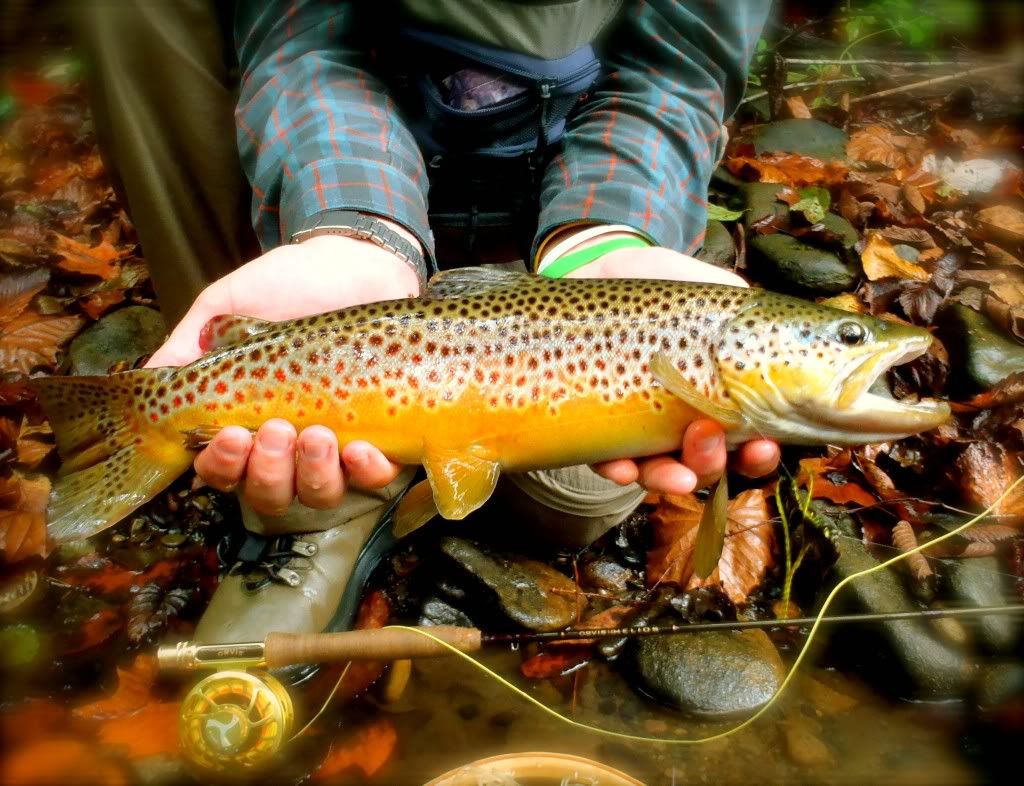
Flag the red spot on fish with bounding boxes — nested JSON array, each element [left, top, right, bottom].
[[285, 391, 295, 403], [264, 389, 274, 400], [297, 409, 305, 417], [426, 399, 436, 409], [386, 342, 401, 356], [205, 402, 218, 411], [543, 369, 554, 380], [369, 335, 383, 347], [388, 406, 397, 416], [234, 367, 245, 380], [320, 376, 330, 388], [198, 379, 209, 394], [346, 412, 355, 422], [301, 382, 312, 393], [385, 387, 395, 398], [315, 399, 323, 409], [411, 353, 422, 364], [275, 368, 286, 382], [595, 360, 606, 370], [400, 395, 408, 405], [290, 361, 302, 375], [254, 405, 262, 415], [474, 369, 484, 383], [334, 361, 345, 373], [185, 392, 195, 404], [252, 367, 267, 380], [149, 412, 158, 422], [215, 381, 228, 395], [356, 378, 367, 389], [515, 376, 526, 386], [427, 370, 439, 383], [173, 396, 182, 408], [234, 391, 245, 403], [186, 370, 199, 383]]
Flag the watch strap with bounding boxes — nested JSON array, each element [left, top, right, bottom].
[[291, 210, 427, 284]]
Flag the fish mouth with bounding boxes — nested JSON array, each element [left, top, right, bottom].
[[800, 334, 951, 439]]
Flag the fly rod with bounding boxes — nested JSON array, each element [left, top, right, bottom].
[[158, 603, 1024, 672]]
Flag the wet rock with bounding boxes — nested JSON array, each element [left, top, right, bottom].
[[752, 119, 849, 159], [783, 720, 833, 767], [439, 537, 578, 632], [946, 557, 1017, 653], [581, 555, 638, 594], [69, 305, 166, 375], [419, 597, 475, 628], [696, 220, 736, 269], [631, 627, 784, 716], [741, 182, 789, 229], [938, 305, 1024, 390], [975, 661, 1024, 710], [822, 503, 972, 699], [749, 231, 860, 294]]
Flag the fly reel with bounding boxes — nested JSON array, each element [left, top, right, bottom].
[[179, 670, 294, 773]]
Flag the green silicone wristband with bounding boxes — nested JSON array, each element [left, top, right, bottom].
[[540, 236, 651, 279]]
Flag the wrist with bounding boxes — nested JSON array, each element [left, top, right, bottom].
[[536, 224, 652, 278], [298, 234, 421, 298]]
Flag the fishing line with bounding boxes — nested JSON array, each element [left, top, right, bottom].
[[385, 473, 1024, 746]]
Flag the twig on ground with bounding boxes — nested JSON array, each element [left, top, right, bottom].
[[849, 60, 1021, 104], [743, 76, 865, 106]]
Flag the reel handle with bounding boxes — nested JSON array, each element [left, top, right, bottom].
[[264, 625, 482, 667]]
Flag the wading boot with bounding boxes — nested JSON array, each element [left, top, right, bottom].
[[193, 469, 417, 649]]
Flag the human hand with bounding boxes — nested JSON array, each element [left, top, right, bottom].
[[568, 243, 781, 494], [148, 228, 419, 515]]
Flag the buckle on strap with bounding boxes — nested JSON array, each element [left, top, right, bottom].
[[217, 530, 319, 589]]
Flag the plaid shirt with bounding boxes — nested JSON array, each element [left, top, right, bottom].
[[234, 1, 769, 265]]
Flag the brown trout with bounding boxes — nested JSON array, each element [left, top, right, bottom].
[[34, 268, 949, 543]]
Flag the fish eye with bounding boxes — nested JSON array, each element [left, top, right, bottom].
[[837, 321, 867, 346]]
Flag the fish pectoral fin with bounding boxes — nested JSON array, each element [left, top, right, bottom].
[[424, 267, 530, 299], [199, 314, 274, 352], [421, 444, 501, 520], [650, 351, 745, 429], [392, 479, 439, 538], [693, 473, 729, 579]]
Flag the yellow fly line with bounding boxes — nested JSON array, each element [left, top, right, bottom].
[[383, 473, 1024, 746]]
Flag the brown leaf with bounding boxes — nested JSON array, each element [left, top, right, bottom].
[[0, 268, 49, 328], [314, 718, 398, 781], [902, 184, 926, 215], [16, 437, 53, 469], [964, 371, 1024, 410], [64, 608, 122, 655], [798, 457, 877, 508], [818, 293, 866, 313], [73, 654, 158, 720], [976, 205, 1024, 244], [96, 703, 180, 760], [647, 489, 774, 604], [1, 736, 129, 786], [954, 442, 1023, 524], [53, 234, 127, 281], [785, 95, 813, 119], [520, 645, 591, 679], [847, 125, 907, 169], [726, 153, 849, 188], [0, 312, 83, 373], [891, 521, 934, 582], [860, 233, 931, 282], [0, 473, 50, 564], [79, 289, 125, 320]]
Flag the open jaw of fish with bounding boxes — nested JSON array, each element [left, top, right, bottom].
[[723, 329, 950, 446]]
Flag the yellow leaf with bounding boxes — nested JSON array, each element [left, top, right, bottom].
[[976, 205, 1024, 243], [860, 233, 930, 282]]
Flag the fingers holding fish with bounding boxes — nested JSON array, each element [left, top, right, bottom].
[[732, 439, 781, 479], [592, 458, 640, 487], [243, 419, 298, 516], [341, 440, 403, 490], [295, 427, 344, 509], [636, 455, 699, 496], [682, 419, 728, 489], [194, 426, 254, 492]]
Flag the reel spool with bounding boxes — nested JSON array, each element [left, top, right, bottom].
[[179, 670, 294, 774]]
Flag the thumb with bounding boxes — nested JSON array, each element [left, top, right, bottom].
[[145, 285, 232, 368]]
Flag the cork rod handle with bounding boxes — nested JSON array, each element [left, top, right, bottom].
[[263, 626, 482, 667]]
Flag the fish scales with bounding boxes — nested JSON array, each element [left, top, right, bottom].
[[161, 277, 755, 471], [33, 269, 950, 542]]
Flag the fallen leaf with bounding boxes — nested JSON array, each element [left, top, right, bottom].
[[520, 645, 591, 679], [976, 205, 1024, 244], [73, 654, 158, 720], [647, 489, 775, 604], [53, 234, 126, 280], [954, 442, 1024, 524], [64, 608, 122, 655], [0, 473, 50, 564], [0, 268, 49, 327], [0, 736, 129, 786], [96, 702, 180, 760], [860, 233, 931, 282], [79, 289, 125, 320], [847, 125, 907, 169], [16, 436, 54, 469], [964, 371, 1024, 410], [0, 311, 84, 373], [798, 457, 877, 508], [314, 718, 398, 781], [818, 292, 866, 312], [726, 153, 849, 188]]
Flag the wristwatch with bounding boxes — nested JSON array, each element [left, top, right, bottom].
[[291, 210, 428, 284]]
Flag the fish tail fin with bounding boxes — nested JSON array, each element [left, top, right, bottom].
[[32, 370, 192, 543]]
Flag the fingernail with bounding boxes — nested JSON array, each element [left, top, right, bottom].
[[698, 434, 722, 453], [348, 448, 367, 466], [302, 441, 328, 460], [259, 428, 290, 453]]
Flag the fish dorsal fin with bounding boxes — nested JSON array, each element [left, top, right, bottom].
[[424, 267, 531, 299], [421, 444, 501, 520], [199, 315, 274, 352], [650, 351, 745, 429]]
